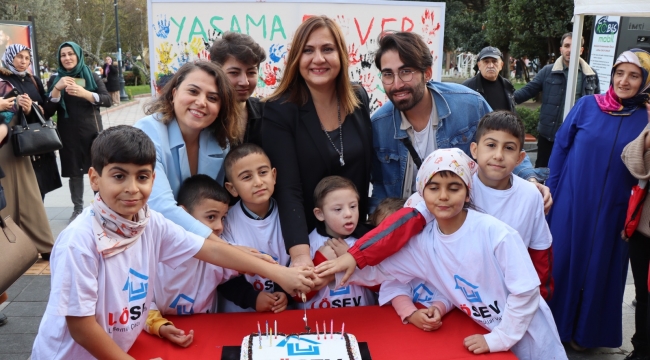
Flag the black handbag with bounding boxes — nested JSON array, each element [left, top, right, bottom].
[[11, 104, 63, 157]]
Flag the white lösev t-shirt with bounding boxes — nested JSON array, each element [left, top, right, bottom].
[[31, 208, 205, 359], [346, 210, 566, 360], [153, 257, 238, 316], [219, 201, 290, 313], [304, 230, 376, 310], [472, 173, 552, 250]]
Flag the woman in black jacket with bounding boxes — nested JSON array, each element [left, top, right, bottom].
[[0, 44, 62, 199], [46, 41, 112, 221], [102, 56, 120, 106], [262, 16, 373, 268], [0, 44, 56, 260]]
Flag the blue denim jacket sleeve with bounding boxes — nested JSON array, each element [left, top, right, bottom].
[[513, 153, 550, 182]]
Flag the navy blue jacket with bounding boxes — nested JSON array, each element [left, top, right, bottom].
[[514, 58, 599, 142]]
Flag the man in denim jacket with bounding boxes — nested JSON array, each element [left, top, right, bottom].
[[369, 32, 550, 213]]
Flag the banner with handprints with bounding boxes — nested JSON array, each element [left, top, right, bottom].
[[149, 0, 445, 113]]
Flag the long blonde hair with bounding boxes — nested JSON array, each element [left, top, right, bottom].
[[145, 61, 242, 148], [266, 16, 360, 115]]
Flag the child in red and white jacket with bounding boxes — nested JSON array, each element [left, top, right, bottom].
[[373, 198, 451, 332]]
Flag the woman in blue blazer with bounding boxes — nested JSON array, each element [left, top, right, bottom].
[[135, 61, 241, 242]]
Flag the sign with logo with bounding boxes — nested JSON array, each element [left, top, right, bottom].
[[148, 0, 446, 113], [590, 15, 621, 93]]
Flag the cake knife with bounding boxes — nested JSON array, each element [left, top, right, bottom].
[[301, 293, 311, 333]]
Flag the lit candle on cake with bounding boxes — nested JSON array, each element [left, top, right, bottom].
[[274, 320, 277, 339], [341, 323, 345, 339], [316, 322, 320, 339], [257, 321, 261, 335], [323, 320, 326, 338], [266, 320, 269, 338], [270, 329, 273, 346], [330, 319, 333, 339]]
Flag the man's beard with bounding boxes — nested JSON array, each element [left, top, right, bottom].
[[388, 83, 426, 112]]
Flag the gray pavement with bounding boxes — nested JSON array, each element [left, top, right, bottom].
[[0, 96, 639, 359]]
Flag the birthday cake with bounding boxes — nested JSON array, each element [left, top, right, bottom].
[[241, 332, 361, 360]]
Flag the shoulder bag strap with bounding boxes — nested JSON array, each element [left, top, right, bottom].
[[399, 136, 422, 169]]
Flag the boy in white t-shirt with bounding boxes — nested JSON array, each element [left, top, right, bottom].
[[468, 110, 553, 299], [299, 176, 376, 309], [145, 174, 237, 347], [30, 126, 314, 360], [219, 143, 291, 313]]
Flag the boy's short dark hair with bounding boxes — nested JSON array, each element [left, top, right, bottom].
[[210, 32, 267, 67], [370, 197, 406, 226], [177, 174, 231, 212], [475, 111, 526, 150], [91, 125, 156, 175], [314, 176, 359, 209], [374, 31, 432, 72], [224, 143, 269, 181]]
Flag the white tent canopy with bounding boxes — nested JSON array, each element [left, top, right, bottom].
[[564, 0, 650, 118]]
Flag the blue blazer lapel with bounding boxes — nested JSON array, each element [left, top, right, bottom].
[[168, 120, 192, 181], [198, 129, 227, 183]]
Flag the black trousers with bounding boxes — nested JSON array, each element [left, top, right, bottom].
[[629, 231, 650, 354], [535, 136, 554, 168]]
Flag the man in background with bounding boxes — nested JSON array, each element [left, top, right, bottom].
[[514, 33, 599, 168]]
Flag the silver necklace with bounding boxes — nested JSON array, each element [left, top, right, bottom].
[[320, 98, 345, 166]]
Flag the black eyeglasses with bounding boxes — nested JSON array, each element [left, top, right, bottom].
[[380, 69, 418, 85]]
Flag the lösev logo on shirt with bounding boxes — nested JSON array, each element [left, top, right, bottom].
[[123, 268, 148, 301], [454, 275, 503, 325], [454, 275, 482, 303], [170, 294, 195, 315], [106, 268, 149, 332], [412, 283, 434, 305], [310, 286, 363, 309]]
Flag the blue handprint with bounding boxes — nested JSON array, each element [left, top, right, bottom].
[[154, 15, 170, 39], [268, 44, 286, 63]]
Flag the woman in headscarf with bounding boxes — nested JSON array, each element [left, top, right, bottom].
[[0, 44, 55, 260], [0, 44, 62, 200], [619, 51, 650, 360], [545, 48, 650, 350], [45, 41, 111, 222]]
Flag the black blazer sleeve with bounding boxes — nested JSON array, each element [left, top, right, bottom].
[[261, 98, 311, 253]]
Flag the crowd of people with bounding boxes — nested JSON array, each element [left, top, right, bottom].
[[0, 13, 649, 360]]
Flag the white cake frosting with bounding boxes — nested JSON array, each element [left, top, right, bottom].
[[241, 332, 361, 360]]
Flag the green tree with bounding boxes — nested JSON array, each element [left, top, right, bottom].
[[507, 0, 573, 63], [444, 0, 487, 54], [0, 0, 69, 68]]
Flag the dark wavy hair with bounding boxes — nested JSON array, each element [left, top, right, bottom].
[[144, 61, 242, 148], [210, 32, 266, 67], [374, 31, 432, 72]]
